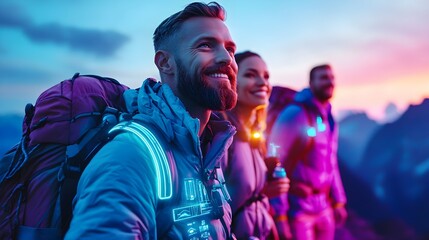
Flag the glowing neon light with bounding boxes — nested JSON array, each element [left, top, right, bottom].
[[307, 127, 316, 137], [110, 122, 172, 200], [316, 116, 326, 132]]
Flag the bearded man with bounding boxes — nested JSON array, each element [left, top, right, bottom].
[[66, 2, 238, 239], [268, 64, 348, 240]]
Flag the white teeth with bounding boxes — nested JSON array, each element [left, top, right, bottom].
[[209, 73, 228, 78], [253, 91, 267, 97]]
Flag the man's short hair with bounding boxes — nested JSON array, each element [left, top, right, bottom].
[[234, 51, 261, 66], [153, 2, 226, 51], [309, 64, 332, 82]]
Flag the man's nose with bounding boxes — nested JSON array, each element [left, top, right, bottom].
[[216, 47, 233, 65]]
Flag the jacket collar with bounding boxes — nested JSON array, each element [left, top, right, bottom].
[[124, 79, 236, 163]]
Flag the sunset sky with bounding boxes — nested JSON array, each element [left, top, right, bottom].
[[0, 0, 428, 122]]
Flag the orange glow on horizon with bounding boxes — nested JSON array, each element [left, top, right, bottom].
[[332, 72, 429, 121]]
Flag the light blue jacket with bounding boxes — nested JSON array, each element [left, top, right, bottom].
[[65, 79, 236, 239]]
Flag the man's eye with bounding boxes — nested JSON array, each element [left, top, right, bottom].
[[264, 74, 270, 80], [226, 47, 235, 54], [198, 43, 210, 48]]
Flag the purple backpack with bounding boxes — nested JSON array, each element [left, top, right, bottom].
[[266, 86, 298, 136], [0, 73, 129, 240]]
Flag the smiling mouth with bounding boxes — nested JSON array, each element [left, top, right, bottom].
[[204, 65, 236, 84], [208, 73, 229, 79], [252, 90, 268, 98], [207, 73, 230, 83]]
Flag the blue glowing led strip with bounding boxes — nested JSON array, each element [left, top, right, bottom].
[[110, 122, 173, 200]]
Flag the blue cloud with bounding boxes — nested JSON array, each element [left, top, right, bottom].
[[0, 2, 129, 58], [24, 23, 129, 57], [0, 3, 30, 28]]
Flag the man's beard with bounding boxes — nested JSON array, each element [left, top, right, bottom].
[[313, 85, 333, 102], [176, 59, 237, 111]]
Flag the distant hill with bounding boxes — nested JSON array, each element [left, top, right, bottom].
[[359, 98, 429, 236], [0, 114, 23, 156], [338, 157, 418, 239], [337, 111, 417, 238], [338, 112, 380, 169]]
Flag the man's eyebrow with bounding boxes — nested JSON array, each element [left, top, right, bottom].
[[194, 36, 216, 43], [226, 40, 236, 49], [194, 36, 236, 49]]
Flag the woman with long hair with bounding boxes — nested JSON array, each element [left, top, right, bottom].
[[221, 51, 290, 239]]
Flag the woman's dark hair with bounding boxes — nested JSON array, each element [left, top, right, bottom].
[[234, 51, 260, 66]]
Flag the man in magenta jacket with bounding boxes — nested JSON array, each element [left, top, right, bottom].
[[269, 64, 347, 240]]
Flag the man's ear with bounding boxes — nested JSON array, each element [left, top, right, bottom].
[[155, 50, 174, 75]]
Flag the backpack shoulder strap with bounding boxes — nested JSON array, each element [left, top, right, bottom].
[[109, 121, 173, 200]]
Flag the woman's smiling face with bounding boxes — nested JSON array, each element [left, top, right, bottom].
[[236, 55, 271, 110]]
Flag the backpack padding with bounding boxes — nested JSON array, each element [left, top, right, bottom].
[[109, 121, 173, 200], [0, 73, 129, 239], [0, 143, 65, 240], [26, 74, 128, 146], [267, 86, 297, 136], [59, 109, 121, 234]]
